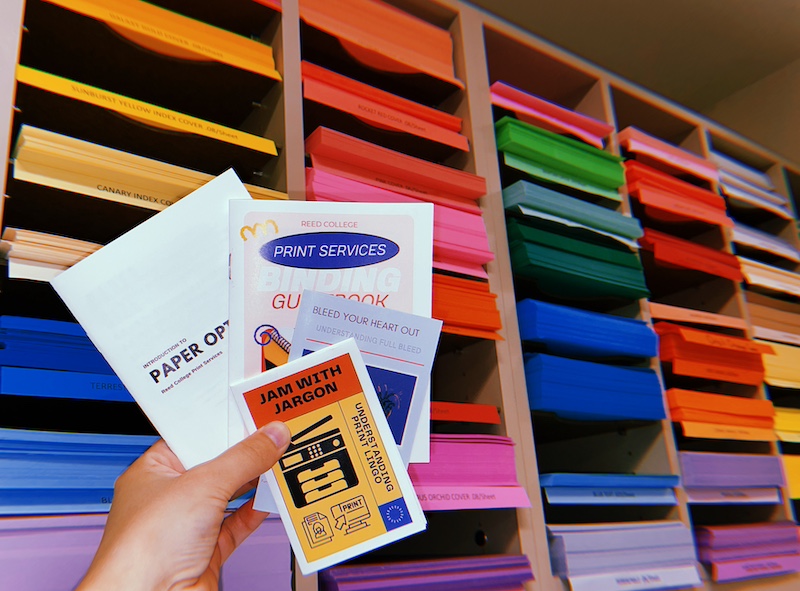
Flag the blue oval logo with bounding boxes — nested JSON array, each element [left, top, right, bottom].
[[261, 232, 399, 269]]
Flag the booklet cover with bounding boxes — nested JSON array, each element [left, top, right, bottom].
[[51, 170, 252, 469], [289, 290, 442, 463], [227, 199, 434, 447], [229, 339, 426, 574]]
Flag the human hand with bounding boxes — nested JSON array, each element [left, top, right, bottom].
[[76, 422, 291, 591]]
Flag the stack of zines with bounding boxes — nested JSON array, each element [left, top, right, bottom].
[[667, 388, 776, 442], [679, 451, 785, 504], [406, 433, 530, 511], [319, 554, 534, 591], [709, 149, 793, 220], [695, 522, 800, 582], [546, 520, 701, 591], [0, 512, 291, 591]]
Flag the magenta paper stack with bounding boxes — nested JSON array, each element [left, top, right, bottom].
[[0, 513, 292, 591], [695, 522, 800, 583], [407, 433, 530, 510]]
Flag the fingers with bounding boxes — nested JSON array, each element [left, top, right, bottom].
[[216, 497, 268, 564], [195, 422, 291, 499]]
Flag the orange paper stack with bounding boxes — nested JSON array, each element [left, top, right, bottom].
[[655, 322, 773, 386], [667, 388, 776, 442]]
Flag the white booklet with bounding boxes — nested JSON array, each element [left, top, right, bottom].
[[51, 170, 253, 469], [229, 338, 426, 574], [227, 199, 434, 451]]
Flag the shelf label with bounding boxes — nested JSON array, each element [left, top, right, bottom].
[[568, 564, 701, 591]]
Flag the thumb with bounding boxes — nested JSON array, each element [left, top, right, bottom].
[[196, 422, 291, 499]]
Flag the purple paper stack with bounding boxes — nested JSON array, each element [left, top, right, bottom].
[[695, 522, 800, 582], [406, 433, 530, 510], [0, 513, 292, 591], [679, 451, 785, 504], [319, 554, 533, 590]]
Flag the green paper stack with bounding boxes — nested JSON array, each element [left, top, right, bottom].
[[496, 116, 625, 201]]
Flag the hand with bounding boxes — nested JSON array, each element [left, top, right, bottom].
[[76, 422, 291, 591]]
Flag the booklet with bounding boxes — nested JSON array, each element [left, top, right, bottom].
[[227, 199, 434, 449], [288, 290, 442, 462], [229, 338, 426, 574], [51, 170, 252, 469]]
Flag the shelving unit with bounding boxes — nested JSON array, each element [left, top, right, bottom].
[[2, 1, 800, 590]]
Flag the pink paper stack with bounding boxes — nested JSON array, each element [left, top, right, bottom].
[[407, 433, 530, 511]]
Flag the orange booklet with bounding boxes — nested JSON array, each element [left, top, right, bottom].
[[625, 161, 731, 227], [639, 228, 743, 282], [302, 61, 467, 155]]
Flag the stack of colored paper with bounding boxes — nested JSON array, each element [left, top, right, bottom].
[[638, 228, 743, 282], [22, 0, 281, 128], [758, 339, 800, 389], [547, 521, 701, 590], [517, 298, 656, 359], [431, 269, 502, 340], [667, 388, 776, 441], [523, 353, 665, 422], [0, 513, 291, 591], [709, 149, 793, 220], [624, 160, 732, 228], [489, 81, 613, 149], [495, 116, 625, 201], [695, 522, 800, 582], [0, 427, 157, 515], [539, 473, 679, 506], [618, 127, 717, 184], [7, 125, 285, 243], [775, 407, 800, 442], [14, 65, 277, 181], [430, 401, 501, 425], [319, 554, 534, 591], [782, 454, 800, 499], [407, 434, 530, 511], [502, 179, 643, 248], [739, 256, 800, 298], [679, 451, 785, 504], [654, 322, 773, 386], [746, 291, 800, 345], [506, 216, 649, 301], [732, 223, 800, 264], [301, 61, 468, 162], [307, 168, 493, 279], [299, 0, 463, 104], [1, 227, 100, 282]]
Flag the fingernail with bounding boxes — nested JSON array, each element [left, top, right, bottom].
[[261, 421, 290, 449]]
